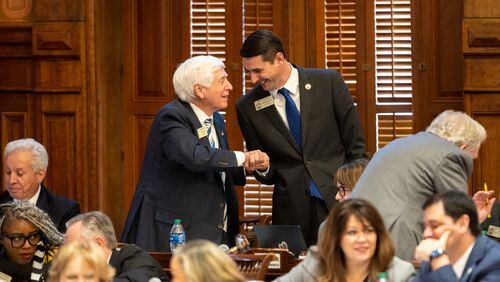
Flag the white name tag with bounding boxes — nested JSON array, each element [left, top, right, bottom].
[[254, 95, 274, 111], [197, 126, 209, 139], [487, 225, 500, 239], [0, 272, 12, 282]]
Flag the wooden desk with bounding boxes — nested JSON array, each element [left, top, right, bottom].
[[149, 248, 300, 281]]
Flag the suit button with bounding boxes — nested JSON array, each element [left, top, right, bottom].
[[218, 224, 223, 229], [220, 203, 225, 208]]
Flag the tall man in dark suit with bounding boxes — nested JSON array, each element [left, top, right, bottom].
[[236, 30, 367, 245], [1, 138, 80, 232], [121, 55, 269, 251]]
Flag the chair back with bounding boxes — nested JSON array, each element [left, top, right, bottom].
[[230, 253, 274, 280]]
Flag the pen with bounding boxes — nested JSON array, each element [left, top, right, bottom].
[[484, 182, 491, 218]]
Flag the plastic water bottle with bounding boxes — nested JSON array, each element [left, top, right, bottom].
[[377, 272, 388, 282], [169, 219, 185, 252]]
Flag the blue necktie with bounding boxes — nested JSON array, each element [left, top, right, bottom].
[[278, 88, 323, 199], [278, 88, 302, 147]]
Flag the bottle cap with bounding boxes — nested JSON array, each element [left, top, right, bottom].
[[174, 219, 181, 224], [377, 272, 388, 278]]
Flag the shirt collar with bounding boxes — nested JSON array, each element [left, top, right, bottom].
[[270, 64, 299, 97], [14, 184, 41, 206], [189, 103, 213, 126]]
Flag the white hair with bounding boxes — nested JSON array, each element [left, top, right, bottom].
[[426, 110, 487, 152], [173, 55, 225, 103], [4, 138, 48, 173]]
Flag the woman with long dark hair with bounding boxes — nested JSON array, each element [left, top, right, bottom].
[[277, 199, 415, 282]]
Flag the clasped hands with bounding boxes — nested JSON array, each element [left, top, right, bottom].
[[244, 150, 269, 174]]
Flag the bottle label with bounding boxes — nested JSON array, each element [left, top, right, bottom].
[[170, 234, 185, 244]]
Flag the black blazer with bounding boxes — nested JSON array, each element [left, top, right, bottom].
[[0, 185, 80, 233], [236, 67, 366, 241], [109, 244, 169, 282], [121, 99, 245, 251]]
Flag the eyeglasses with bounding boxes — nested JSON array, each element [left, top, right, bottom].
[[1, 231, 42, 248], [336, 184, 350, 198]]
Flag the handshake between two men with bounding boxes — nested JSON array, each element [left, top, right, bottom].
[[243, 150, 270, 174]]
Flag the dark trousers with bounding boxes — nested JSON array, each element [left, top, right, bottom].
[[307, 196, 329, 246]]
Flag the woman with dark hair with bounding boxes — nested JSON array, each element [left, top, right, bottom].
[[0, 201, 63, 281], [276, 199, 415, 282]]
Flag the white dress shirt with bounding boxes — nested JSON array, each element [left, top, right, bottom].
[[14, 184, 41, 205], [269, 65, 300, 129], [452, 241, 475, 278]]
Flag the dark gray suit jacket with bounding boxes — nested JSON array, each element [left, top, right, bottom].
[[351, 131, 473, 260], [121, 99, 245, 251], [236, 67, 366, 243]]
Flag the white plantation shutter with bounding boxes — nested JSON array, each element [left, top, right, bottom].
[[374, 0, 413, 148]]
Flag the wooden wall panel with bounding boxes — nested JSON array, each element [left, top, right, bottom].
[[136, 0, 171, 99], [33, 0, 84, 21], [33, 22, 81, 56], [463, 19, 500, 54], [412, 0, 464, 131], [41, 112, 78, 199], [463, 0, 500, 196], [464, 58, 500, 91], [34, 59, 82, 92], [1, 112, 27, 151], [0, 58, 33, 90], [464, 94, 500, 195]]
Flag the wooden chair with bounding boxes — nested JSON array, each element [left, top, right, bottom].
[[230, 253, 274, 281]]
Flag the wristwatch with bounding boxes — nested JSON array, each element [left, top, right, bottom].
[[429, 248, 447, 260]]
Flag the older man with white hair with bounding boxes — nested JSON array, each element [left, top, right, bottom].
[[121, 55, 269, 251], [351, 110, 495, 260], [1, 138, 80, 232]]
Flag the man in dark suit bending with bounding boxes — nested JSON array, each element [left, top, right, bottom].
[[121, 55, 269, 251], [236, 30, 367, 245], [1, 138, 80, 232]]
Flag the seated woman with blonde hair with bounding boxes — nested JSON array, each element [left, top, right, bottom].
[[49, 240, 115, 282], [170, 239, 244, 282], [334, 159, 368, 201], [276, 199, 415, 282], [0, 201, 63, 281]]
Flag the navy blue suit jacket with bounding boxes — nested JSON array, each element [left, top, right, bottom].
[[415, 236, 500, 282], [121, 99, 245, 251], [0, 185, 80, 232]]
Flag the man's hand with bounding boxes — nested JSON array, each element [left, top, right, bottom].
[[244, 150, 269, 174], [473, 190, 496, 223], [414, 230, 451, 262]]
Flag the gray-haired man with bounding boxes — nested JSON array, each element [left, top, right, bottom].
[[65, 211, 168, 282]]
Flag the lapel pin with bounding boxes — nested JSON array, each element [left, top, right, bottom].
[[305, 83, 312, 90]]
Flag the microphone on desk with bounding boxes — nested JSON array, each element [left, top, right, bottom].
[[218, 244, 230, 253], [235, 233, 250, 253]]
